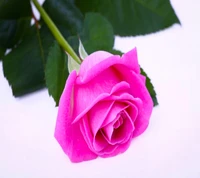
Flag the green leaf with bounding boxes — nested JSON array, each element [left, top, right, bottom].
[[67, 35, 79, 55], [43, 1, 114, 55], [140, 67, 158, 106], [0, 17, 31, 48], [75, 0, 180, 36], [43, 0, 83, 37], [45, 41, 68, 106], [1, 0, 84, 98], [67, 13, 114, 55], [2, 26, 55, 96], [0, 19, 17, 48], [0, 47, 6, 59], [0, 0, 31, 19], [80, 13, 114, 53], [109, 49, 123, 56], [0, 0, 32, 49]]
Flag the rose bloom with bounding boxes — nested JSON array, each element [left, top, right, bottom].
[[55, 48, 153, 163]]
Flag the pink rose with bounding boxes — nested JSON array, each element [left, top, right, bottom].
[[55, 48, 153, 163]]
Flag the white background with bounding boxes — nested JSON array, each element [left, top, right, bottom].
[[1, 0, 200, 177]]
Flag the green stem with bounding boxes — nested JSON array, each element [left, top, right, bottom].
[[32, 0, 81, 64]]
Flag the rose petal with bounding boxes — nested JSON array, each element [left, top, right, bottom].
[[110, 81, 130, 96], [98, 144, 118, 156], [81, 102, 128, 152], [121, 48, 140, 73], [110, 110, 134, 144], [78, 92, 142, 129], [100, 139, 132, 158], [72, 93, 110, 124], [73, 67, 120, 123], [93, 130, 109, 152], [101, 102, 128, 129], [87, 81, 132, 136], [101, 106, 129, 140], [124, 100, 141, 123], [77, 48, 139, 84], [102, 110, 134, 145], [106, 92, 142, 105], [80, 115, 109, 152], [113, 65, 153, 137], [140, 74, 146, 84], [88, 101, 115, 135], [79, 51, 113, 77], [55, 71, 97, 163], [72, 81, 131, 124]]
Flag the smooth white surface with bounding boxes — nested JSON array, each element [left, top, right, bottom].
[[1, 0, 200, 177]]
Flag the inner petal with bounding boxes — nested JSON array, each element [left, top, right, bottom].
[[113, 116, 123, 129], [93, 130, 109, 152], [124, 100, 141, 123], [101, 113, 122, 140], [88, 101, 114, 135], [80, 115, 109, 153], [102, 110, 134, 145], [111, 110, 134, 144], [101, 102, 128, 128]]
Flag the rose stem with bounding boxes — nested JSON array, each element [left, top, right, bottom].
[[31, 0, 81, 64]]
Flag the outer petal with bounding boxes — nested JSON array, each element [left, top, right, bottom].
[[79, 51, 113, 76], [77, 48, 139, 84], [140, 74, 146, 84], [121, 48, 140, 74], [54, 71, 97, 163]]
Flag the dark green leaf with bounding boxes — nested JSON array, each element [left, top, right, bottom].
[[75, 0, 180, 36], [140, 67, 158, 106], [0, 47, 5, 59], [0, 0, 31, 19], [1, 0, 84, 97], [66, 13, 114, 55], [0, 19, 16, 48], [43, 2, 114, 54], [2, 26, 54, 96], [67, 36, 79, 55], [0, 0, 32, 49], [45, 41, 68, 106], [109, 49, 123, 56], [43, 0, 83, 36], [0, 17, 31, 48], [80, 13, 114, 54]]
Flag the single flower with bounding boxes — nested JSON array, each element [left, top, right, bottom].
[[55, 48, 153, 163]]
